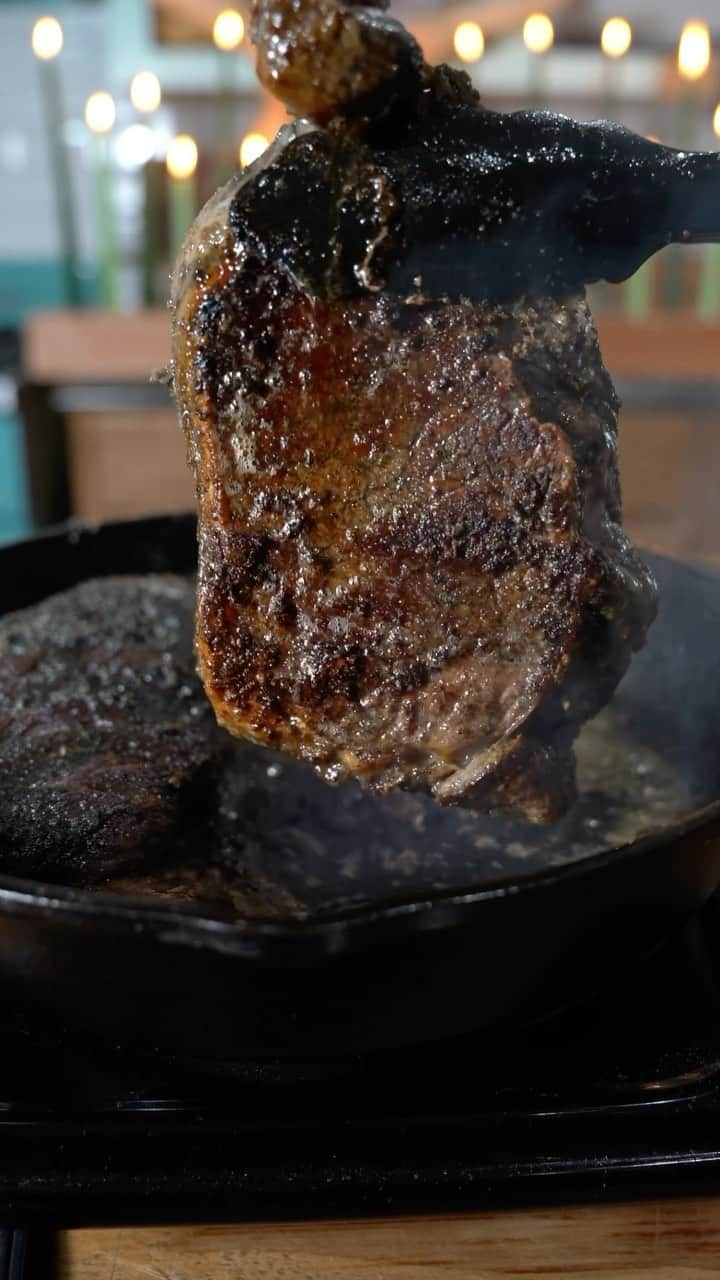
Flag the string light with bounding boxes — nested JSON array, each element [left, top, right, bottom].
[[713, 104, 720, 138], [678, 20, 711, 81], [453, 21, 485, 63], [213, 9, 245, 50], [239, 131, 269, 167], [84, 91, 116, 135], [167, 133, 198, 180], [130, 70, 161, 114], [115, 124, 156, 170], [601, 17, 632, 59], [31, 15, 63, 60], [523, 13, 554, 54]]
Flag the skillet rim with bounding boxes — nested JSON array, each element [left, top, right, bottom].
[[0, 799, 717, 960], [1, 514, 719, 959]]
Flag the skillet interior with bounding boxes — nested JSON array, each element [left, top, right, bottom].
[[0, 513, 719, 930], [1, 515, 720, 1053]]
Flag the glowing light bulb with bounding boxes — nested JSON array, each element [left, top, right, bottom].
[[31, 16, 63, 60], [167, 134, 198, 180], [239, 131, 269, 167], [213, 9, 245, 50], [453, 21, 485, 63], [523, 13, 554, 54], [713, 104, 720, 138], [130, 70, 161, 114], [115, 124, 156, 170], [84, 91, 116, 135], [601, 17, 632, 59], [678, 20, 711, 81]]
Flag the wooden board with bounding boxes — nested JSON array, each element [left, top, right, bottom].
[[61, 402, 720, 562], [65, 410, 194, 523], [619, 410, 720, 567], [59, 1199, 720, 1279], [598, 314, 720, 382], [23, 310, 170, 385], [22, 309, 720, 386], [20, 308, 720, 560]]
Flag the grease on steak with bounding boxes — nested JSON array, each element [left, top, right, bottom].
[[169, 5, 659, 822], [0, 576, 223, 882], [251, 0, 425, 126], [172, 198, 656, 819], [0, 575, 686, 908]]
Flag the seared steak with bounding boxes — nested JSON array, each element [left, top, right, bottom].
[[0, 568, 693, 901], [170, 0, 663, 821], [173, 243, 654, 820], [0, 576, 222, 881]]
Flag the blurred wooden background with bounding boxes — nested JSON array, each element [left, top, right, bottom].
[[21, 307, 720, 567]]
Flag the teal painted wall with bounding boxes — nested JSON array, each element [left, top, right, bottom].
[[0, 412, 31, 545], [0, 259, 99, 327], [0, 254, 98, 541]]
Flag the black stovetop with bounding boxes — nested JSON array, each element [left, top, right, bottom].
[[2, 899, 720, 1231]]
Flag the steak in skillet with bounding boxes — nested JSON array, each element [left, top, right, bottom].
[[0, 576, 222, 882], [170, 0, 660, 822]]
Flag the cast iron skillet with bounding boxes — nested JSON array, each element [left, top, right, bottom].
[[1, 513, 719, 1059]]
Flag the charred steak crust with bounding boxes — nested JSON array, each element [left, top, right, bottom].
[[0, 576, 225, 882], [172, 146, 656, 820], [225, 110, 685, 303]]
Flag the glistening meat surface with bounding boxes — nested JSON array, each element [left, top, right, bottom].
[[0, 576, 223, 880], [170, 1, 657, 821], [172, 189, 655, 819]]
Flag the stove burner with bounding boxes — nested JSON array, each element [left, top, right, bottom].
[[1, 898, 720, 1239]]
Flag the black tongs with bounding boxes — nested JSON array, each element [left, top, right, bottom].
[[377, 108, 720, 300], [232, 98, 720, 302], [245, 0, 720, 303]]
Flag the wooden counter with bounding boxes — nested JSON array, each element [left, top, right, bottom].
[[23, 309, 171, 385], [60, 1198, 720, 1278], [20, 308, 720, 564], [22, 307, 720, 385]]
